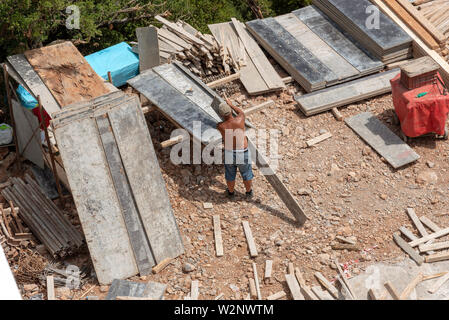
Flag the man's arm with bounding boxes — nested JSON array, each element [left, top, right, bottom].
[[226, 98, 244, 117]]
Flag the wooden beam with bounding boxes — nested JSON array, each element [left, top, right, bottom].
[[160, 135, 185, 148], [294, 267, 317, 300], [152, 257, 173, 274], [314, 272, 339, 299], [393, 233, 424, 265], [425, 251, 449, 263], [190, 280, 199, 300], [419, 216, 441, 232], [242, 221, 258, 257], [253, 263, 262, 300], [46, 276, 55, 300], [384, 282, 401, 300], [207, 73, 240, 89], [213, 215, 224, 257], [419, 241, 449, 253], [249, 278, 257, 299], [285, 273, 304, 300], [408, 227, 449, 247], [267, 291, 286, 300], [264, 260, 273, 280], [243, 100, 275, 116], [399, 226, 418, 241], [306, 132, 332, 147]]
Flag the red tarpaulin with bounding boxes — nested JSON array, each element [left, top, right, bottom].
[[391, 72, 449, 137]]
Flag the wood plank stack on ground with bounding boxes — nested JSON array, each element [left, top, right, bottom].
[[313, 0, 413, 63], [52, 91, 184, 284]]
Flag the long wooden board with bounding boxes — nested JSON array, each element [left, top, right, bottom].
[[24, 41, 110, 107], [55, 116, 138, 285], [96, 114, 154, 275], [107, 98, 184, 263], [345, 112, 420, 169], [296, 69, 400, 116]]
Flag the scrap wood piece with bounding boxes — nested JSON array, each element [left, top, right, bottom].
[[428, 272, 449, 294], [399, 273, 424, 300], [152, 258, 173, 274], [384, 281, 401, 300], [399, 226, 418, 241], [314, 272, 339, 299], [161, 135, 185, 148], [295, 69, 399, 116], [288, 262, 294, 275], [345, 112, 420, 169], [406, 208, 428, 237], [294, 268, 317, 300], [249, 278, 257, 298], [264, 260, 273, 280], [419, 216, 441, 232], [252, 263, 262, 300], [393, 233, 424, 266], [425, 251, 449, 263], [214, 293, 224, 300], [285, 273, 304, 300], [155, 15, 204, 46], [267, 291, 286, 300], [306, 132, 332, 147], [331, 107, 343, 121], [24, 41, 110, 108], [422, 272, 448, 282], [311, 286, 334, 300], [46, 275, 55, 300], [242, 221, 258, 257], [409, 227, 449, 247], [335, 259, 356, 299], [190, 280, 199, 300], [243, 100, 275, 116], [213, 215, 224, 257], [419, 241, 449, 253], [207, 72, 240, 89]]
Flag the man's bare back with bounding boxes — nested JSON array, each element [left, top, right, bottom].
[[217, 99, 248, 150]]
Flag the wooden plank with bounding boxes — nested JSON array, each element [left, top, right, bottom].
[[244, 100, 275, 116], [393, 233, 424, 265], [54, 117, 138, 285], [46, 275, 55, 300], [296, 69, 399, 116], [253, 263, 262, 300], [242, 221, 258, 257], [428, 272, 449, 294], [96, 114, 154, 275], [383, 0, 439, 50], [335, 259, 355, 299], [400, 226, 419, 241], [152, 258, 173, 274], [425, 251, 449, 263], [285, 273, 304, 300], [419, 216, 441, 232], [161, 135, 185, 148], [207, 73, 240, 89], [373, 0, 449, 86], [264, 260, 273, 279], [419, 241, 449, 253], [108, 97, 184, 264], [190, 280, 199, 300], [311, 286, 334, 300], [249, 278, 257, 298], [136, 26, 160, 72], [293, 6, 384, 74], [267, 291, 286, 300], [331, 108, 343, 121], [230, 18, 285, 90], [275, 13, 359, 83], [406, 208, 428, 237], [213, 215, 224, 257], [409, 227, 449, 247], [7, 54, 60, 116], [24, 42, 110, 108], [155, 16, 204, 46], [294, 268, 317, 300], [384, 281, 400, 300], [399, 273, 423, 300], [306, 132, 332, 147], [314, 272, 339, 299], [345, 112, 420, 169]]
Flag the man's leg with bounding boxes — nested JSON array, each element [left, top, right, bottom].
[[243, 179, 252, 193], [224, 163, 237, 197], [227, 180, 236, 193]]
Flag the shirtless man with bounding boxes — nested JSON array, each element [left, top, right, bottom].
[[217, 99, 253, 199]]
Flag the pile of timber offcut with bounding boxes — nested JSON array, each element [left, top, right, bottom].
[[314, 0, 413, 63], [153, 15, 225, 77], [1, 175, 84, 258]]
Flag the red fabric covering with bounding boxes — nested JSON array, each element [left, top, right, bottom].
[[391, 72, 449, 137], [31, 107, 50, 129]]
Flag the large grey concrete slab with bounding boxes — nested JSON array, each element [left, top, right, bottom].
[[345, 112, 420, 169]]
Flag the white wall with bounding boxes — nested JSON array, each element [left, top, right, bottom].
[[0, 245, 22, 300]]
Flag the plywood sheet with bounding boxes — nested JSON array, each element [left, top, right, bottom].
[[345, 112, 420, 169], [24, 41, 110, 108]]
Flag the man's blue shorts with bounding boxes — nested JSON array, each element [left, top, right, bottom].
[[224, 148, 254, 182]]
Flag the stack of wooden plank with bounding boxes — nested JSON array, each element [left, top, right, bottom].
[[2, 175, 84, 258], [153, 16, 224, 77], [51, 91, 184, 284], [209, 18, 285, 95], [314, 0, 413, 63], [245, 7, 386, 92]]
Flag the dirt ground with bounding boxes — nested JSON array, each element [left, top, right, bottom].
[[5, 77, 449, 300]]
